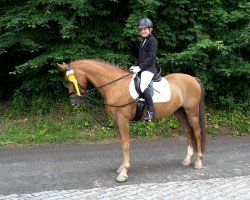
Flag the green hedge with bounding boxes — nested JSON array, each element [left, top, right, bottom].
[[0, 0, 249, 110]]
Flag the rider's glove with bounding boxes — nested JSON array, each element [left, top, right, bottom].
[[131, 66, 141, 73], [129, 66, 135, 71]]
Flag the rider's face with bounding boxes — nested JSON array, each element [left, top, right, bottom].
[[139, 27, 151, 38]]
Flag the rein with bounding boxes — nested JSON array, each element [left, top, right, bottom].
[[87, 73, 135, 128], [66, 66, 137, 128]]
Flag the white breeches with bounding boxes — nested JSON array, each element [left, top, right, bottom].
[[140, 71, 155, 92]]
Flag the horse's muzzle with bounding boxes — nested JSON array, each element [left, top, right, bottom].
[[70, 95, 85, 106]]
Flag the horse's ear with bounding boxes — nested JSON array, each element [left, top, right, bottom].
[[57, 62, 67, 71]]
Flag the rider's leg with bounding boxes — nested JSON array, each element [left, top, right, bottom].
[[142, 88, 155, 122], [140, 71, 155, 122]]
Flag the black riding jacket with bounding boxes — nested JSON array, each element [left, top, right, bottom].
[[135, 34, 158, 74]]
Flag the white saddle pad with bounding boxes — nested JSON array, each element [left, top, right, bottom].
[[129, 77, 171, 103]]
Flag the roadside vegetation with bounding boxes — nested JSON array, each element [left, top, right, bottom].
[[0, 100, 249, 146]]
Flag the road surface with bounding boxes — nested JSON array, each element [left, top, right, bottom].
[[0, 136, 250, 199]]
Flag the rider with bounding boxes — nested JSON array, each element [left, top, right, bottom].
[[130, 18, 158, 122]]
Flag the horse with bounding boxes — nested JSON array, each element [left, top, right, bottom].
[[57, 59, 206, 183]]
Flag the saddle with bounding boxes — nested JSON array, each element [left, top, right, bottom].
[[132, 68, 162, 121]]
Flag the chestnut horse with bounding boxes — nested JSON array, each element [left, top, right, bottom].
[[57, 59, 206, 182]]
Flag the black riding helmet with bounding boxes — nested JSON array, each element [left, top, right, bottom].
[[138, 18, 153, 29]]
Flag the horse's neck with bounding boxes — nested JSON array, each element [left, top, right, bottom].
[[74, 60, 127, 91]]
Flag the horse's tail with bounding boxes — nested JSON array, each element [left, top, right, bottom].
[[196, 78, 207, 153]]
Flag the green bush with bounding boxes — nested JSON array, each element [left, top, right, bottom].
[[0, 0, 249, 110], [0, 101, 249, 146]]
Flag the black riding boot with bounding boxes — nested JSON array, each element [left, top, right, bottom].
[[143, 88, 155, 122]]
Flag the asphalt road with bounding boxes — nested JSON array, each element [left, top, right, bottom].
[[0, 136, 250, 196]]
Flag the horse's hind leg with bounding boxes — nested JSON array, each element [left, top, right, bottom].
[[174, 108, 194, 166], [186, 108, 203, 169]]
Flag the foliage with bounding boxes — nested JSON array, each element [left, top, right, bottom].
[[206, 108, 250, 136], [0, 101, 249, 146], [0, 0, 249, 111]]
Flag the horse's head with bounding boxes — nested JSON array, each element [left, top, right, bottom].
[[57, 62, 87, 106]]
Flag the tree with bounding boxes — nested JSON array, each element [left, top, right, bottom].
[[0, 0, 249, 110]]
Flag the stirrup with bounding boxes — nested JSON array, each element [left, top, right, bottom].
[[144, 111, 155, 122]]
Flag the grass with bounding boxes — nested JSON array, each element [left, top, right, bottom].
[[206, 108, 250, 136], [0, 101, 249, 146], [0, 109, 115, 146]]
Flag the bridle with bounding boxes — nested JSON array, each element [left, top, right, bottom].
[[65, 64, 86, 96]]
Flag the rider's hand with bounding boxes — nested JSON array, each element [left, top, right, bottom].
[[129, 66, 135, 71], [132, 66, 141, 73]]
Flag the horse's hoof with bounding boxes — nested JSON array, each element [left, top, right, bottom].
[[181, 158, 191, 166], [116, 173, 128, 183], [194, 161, 203, 169]]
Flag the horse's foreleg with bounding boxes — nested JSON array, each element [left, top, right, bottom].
[[116, 116, 130, 182]]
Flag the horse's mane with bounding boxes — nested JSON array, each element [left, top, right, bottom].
[[93, 59, 124, 69], [71, 59, 128, 73]]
